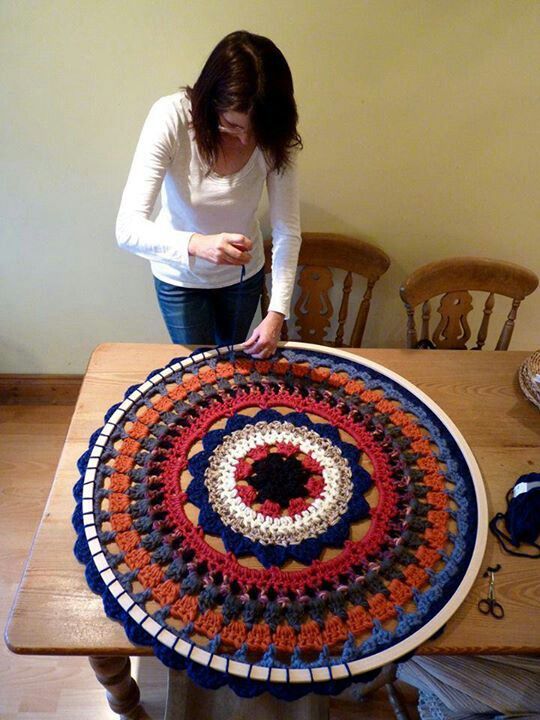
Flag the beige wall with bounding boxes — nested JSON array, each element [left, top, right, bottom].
[[1, 0, 539, 373]]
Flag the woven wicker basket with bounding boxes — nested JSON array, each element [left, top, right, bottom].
[[518, 350, 540, 410]]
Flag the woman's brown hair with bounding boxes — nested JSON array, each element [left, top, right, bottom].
[[186, 31, 302, 174]]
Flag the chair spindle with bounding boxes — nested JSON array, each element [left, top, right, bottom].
[[473, 292, 495, 350]]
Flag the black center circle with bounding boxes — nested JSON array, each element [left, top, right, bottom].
[[247, 453, 312, 507]]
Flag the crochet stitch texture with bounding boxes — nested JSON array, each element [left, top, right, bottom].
[[73, 346, 480, 700]]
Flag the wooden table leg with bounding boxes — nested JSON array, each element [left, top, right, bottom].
[[89, 655, 142, 718]]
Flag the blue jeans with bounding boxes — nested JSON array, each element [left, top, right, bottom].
[[153, 268, 264, 346]]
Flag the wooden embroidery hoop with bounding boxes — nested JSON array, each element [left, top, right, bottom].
[[79, 341, 488, 686]]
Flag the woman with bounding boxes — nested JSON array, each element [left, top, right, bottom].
[[116, 31, 302, 358]]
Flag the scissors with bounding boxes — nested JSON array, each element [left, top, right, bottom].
[[478, 564, 504, 619]]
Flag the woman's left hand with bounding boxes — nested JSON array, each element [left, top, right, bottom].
[[242, 311, 284, 358]]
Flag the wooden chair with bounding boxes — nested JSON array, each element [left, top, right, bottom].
[[400, 257, 538, 350], [261, 232, 391, 347]]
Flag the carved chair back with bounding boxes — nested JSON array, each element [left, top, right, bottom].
[[261, 232, 390, 347], [400, 257, 538, 350]]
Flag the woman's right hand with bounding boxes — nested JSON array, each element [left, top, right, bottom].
[[188, 233, 252, 265]]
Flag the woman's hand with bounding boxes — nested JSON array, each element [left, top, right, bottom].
[[189, 233, 252, 265], [243, 311, 284, 358]]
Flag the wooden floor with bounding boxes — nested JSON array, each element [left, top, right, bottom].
[[0, 402, 419, 719]]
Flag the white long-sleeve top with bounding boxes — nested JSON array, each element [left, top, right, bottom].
[[116, 92, 301, 318]]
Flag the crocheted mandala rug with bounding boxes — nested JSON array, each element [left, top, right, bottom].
[[73, 343, 487, 700]]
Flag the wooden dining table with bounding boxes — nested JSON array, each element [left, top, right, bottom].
[[5, 343, 540, 717]]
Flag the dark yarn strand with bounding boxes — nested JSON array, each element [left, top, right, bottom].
[[228, 265, 246, 363], [489, 473, 540, 558]]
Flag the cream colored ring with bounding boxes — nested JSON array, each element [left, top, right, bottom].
[[204, 420, 353, 546]]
